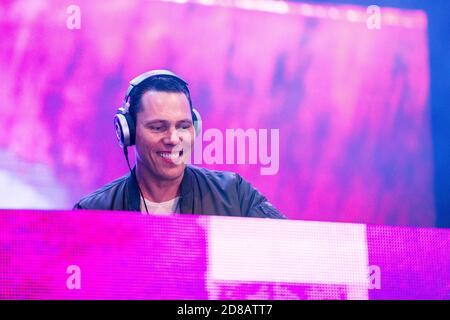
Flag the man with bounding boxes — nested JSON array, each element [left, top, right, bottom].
[[74, 70, 285, 219]]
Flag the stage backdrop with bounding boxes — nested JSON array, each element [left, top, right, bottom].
[[0, 0, 433, 226]]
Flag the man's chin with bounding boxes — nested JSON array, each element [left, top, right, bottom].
[[156, 167, 185, 181]]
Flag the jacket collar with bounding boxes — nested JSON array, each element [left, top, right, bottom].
[[126, 166, 194, 213]]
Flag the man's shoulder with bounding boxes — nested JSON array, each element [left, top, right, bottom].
[[185, 165, 286, 219], [74, 173, 130, 210], [186, 165, 241, 189]]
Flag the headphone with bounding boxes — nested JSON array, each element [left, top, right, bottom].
[[114, 69, 202, 148]]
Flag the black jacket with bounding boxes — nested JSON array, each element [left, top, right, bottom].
[[74, 165, 286, 219]]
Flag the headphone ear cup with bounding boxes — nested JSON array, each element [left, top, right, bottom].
[[192, 108, 202, 138], [114, 111, 136, 147], [125, 112, 136, 146]]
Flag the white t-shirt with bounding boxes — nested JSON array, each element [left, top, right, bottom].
[[140, 196, 180, 215]]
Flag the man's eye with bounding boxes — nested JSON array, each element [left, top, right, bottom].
[[150, 126, 164, 132], [178, 123, 192, 130]]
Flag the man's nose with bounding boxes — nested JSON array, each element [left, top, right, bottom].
[[163, 127, 182, 145]]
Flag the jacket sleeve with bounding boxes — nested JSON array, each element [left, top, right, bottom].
[[236, 174, 287, 219], [73, 203, 83, 210]]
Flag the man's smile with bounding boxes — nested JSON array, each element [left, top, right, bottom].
[[157, 150, 184, 162]]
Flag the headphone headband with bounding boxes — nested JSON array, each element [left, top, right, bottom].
[[124, 69, 188, 103]]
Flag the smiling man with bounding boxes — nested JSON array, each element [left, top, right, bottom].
[[73, 70, 285, 218]]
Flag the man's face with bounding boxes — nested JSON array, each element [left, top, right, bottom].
[[134, 90, 194, 181]]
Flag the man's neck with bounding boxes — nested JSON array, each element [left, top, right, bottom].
[[135, 165, 184, 203]]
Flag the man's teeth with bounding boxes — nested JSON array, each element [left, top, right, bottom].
[[159, 152, 181, 159]]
